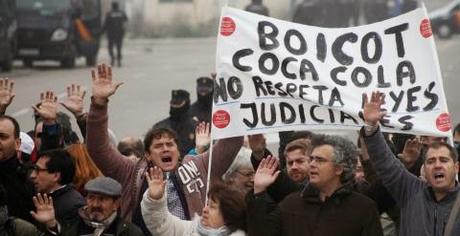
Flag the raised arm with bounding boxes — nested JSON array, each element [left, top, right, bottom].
[[141, 167, 192, 236], [0, 78, 15, 115], [246, 156, 282, 236], [86, 64, 133, 182], [248, 135, 299, 202], [362, 91, 424, 206], [60, 84, 87, 139], [32, 91, 61, 151], [194, 122, 211, 155], [30, 193, 59, 233]]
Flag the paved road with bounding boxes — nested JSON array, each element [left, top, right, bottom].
[[1, 33, 459, 140], [0, 38, 216, 138]]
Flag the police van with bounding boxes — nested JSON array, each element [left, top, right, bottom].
[[15, 0, 102, 68]]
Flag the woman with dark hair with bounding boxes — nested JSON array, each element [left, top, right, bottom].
[[141, 167, 247, 236]]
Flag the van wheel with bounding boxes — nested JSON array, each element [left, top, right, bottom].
[[23, 59, 33, 68], [0, 49, 13, 72], [61, 57, 76, 68], [86, 54, 97, 67]]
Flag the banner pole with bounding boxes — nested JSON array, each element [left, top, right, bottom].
[[204, 133, 215, 205]]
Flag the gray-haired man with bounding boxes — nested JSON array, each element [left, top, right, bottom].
[[247, 135, 383, 236]]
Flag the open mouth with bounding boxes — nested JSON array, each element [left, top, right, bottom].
[[434, 173, 445, 180], [161, 157, 172, 163], [309, 171, 319, 177]]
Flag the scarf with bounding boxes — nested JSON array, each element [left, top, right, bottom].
[[196, 219, 231, 236], [79, 207, 117, 236]]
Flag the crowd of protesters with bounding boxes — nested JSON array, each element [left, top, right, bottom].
[[0, 1, 458, 235], [0, 62, 459, 236]]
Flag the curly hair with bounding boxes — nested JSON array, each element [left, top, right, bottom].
[[312, 135, 358, 184]]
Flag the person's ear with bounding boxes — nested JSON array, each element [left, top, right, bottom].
[[15, 138, 21, 152], [334, 165, 344, 177]]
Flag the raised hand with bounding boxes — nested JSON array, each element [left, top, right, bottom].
[[363, 91, 387, 126], [32, 91, 58, 123], [254, 155, 280, 194], [398, 138, 422, 168], [61, 84, 86, 116], [146, 167, 166, 200], [0, 78, 15, 114], [30, 193, 57, 228], [91, 64, 123, 105], [195, 122, 211, 154], [248, 134, 266, 160]]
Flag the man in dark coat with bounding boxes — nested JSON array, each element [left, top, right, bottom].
[[30, 149, 85, 224], [361, 91, 460, 235], [0, 115, 36, 224], [246, 135, 383, 236], [153, 90, 197, 157], [189, 76, 213, 124], [103, 2, 128, 67]]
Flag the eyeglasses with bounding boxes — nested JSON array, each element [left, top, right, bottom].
[[309, 155, 336, 165], [31, 165, 49, 173]]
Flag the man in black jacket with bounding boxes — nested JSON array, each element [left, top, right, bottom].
[[30, 149, 85, 224], [0, 115, 36, 223], [103, 2, 128, 67], [189, 77, 213, 124], [247, 135, 383, 236]]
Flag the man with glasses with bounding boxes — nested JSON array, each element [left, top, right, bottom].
[[30, 149, 85, 224], [246, 135, 383, 236], [362, 91, 460, 235]]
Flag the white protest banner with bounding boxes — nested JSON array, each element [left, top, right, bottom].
[[211, 7, 451, 140]]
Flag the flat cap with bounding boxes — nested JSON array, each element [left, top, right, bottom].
[[84, 177, 122, 197]]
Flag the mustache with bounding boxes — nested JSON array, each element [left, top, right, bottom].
[[88, 207, 104, 214]]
